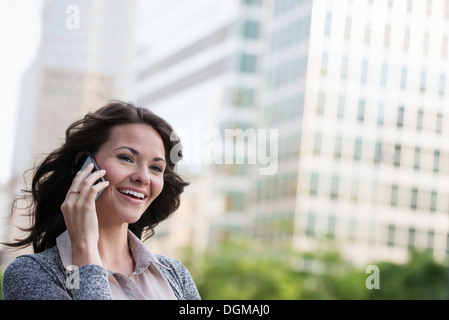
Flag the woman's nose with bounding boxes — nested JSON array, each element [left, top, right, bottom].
[[131, 165, 150, 185]]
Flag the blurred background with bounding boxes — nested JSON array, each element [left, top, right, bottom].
[[1, 0, 449, 300]]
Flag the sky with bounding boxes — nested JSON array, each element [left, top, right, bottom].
[[0, 0, 43, 184]]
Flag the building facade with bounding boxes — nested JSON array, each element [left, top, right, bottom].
[[133, 0, 265, 254], [293, 0, 449, 267], [136, 0, 449, 268]]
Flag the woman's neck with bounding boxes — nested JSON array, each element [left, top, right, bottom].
[[97, 223, 135, 275]]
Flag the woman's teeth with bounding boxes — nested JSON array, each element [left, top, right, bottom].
[[117, 189, 145, 200]]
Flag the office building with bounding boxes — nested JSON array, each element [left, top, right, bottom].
[[133, 0, 265, 254], [293, 0, 449, 267], [137, 0, 449, 268]]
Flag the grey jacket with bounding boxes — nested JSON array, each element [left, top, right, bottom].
[[2, 246, 201, 300]]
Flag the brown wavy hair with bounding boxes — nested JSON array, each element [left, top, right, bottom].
[[5, 100, 189, 253]]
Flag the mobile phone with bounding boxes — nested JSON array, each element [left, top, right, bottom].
[[72, 152, 106, 201]]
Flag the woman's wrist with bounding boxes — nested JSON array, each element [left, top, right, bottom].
[[71, 241, 102, 267]]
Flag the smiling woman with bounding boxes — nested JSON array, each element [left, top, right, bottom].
[[1, 100, 200, 300]]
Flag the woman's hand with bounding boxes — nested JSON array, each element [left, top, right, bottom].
[[60, 163, 109, 267]]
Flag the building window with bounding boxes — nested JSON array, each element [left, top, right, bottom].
[[334, 135, 342, 160], [351, 177, 359, 202], [327, 215, 336, 239], [430, 190, 437, 212], [321, 52, 329, 76], [348, 219, 356, 241], [374, 141, 382, 163], [273, 0, 303, 15], [414, 147, 421, 170], [341, 55, 348, 80], [446, 233, 449, 256], [317, 93, 325, 114], [242, 20, 260, 39], [433, 150, 440, 173], [330, 175, 339, 199], [420, 71, 427, 93], [436, 112, 443, 134], [411, 187, 418, 210], [427, 230, 434, 252], [391, 184, 399, 206], [239, 54, 257, 73], [337, 96, 345, 119], [397, 105, 404, 128], [354, 138, 362, 161], [306, 211, 316, 237], [232, 87, 255, 107], [361, 60, 368, 83], [242, 0, 261, 6], [357, 99, 365, 122], [271, 15, 311, 51], [388, 225, 395, 247], [417, 109, 424, 131], [225, 191, 245, 211], [310, 172, 319, 195], [377, 101, 385, 126], [401, 67, 407, 90], [380, 63, 388, 86], [408, 227, 416, 249], [324, 12, 332, 36], [394, 144, 401, 167], [313, 133, 322, 156]]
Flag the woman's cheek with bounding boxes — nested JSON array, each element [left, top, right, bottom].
[[153, 177, 164, 199]]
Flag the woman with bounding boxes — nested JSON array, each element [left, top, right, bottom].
[[2, 100, 201, 300]]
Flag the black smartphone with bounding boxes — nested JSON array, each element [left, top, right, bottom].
[[72, 152, 106, 201]]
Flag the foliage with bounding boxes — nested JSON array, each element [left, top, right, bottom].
[[184, 237, 306, 300], [367, 249, 449, 300], [182, 238, 449, 300]]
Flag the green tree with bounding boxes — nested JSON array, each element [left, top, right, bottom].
[[367, 249, 449, 300], [186, 237, 306, 299], [183, 239, 449, 300]]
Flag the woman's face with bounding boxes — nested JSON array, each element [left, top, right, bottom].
[[93, 123, 166, 226]]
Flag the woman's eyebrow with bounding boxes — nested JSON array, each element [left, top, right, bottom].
[[115, 146, 139, 155], [115, 146, 166, 162]]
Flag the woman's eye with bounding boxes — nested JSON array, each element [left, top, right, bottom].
[[150, 165, 163, 173], [118, 154, 133, 163]]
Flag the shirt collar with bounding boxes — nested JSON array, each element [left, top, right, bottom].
[[56, 230, 171, 274], [127, 230, 172, 274]]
